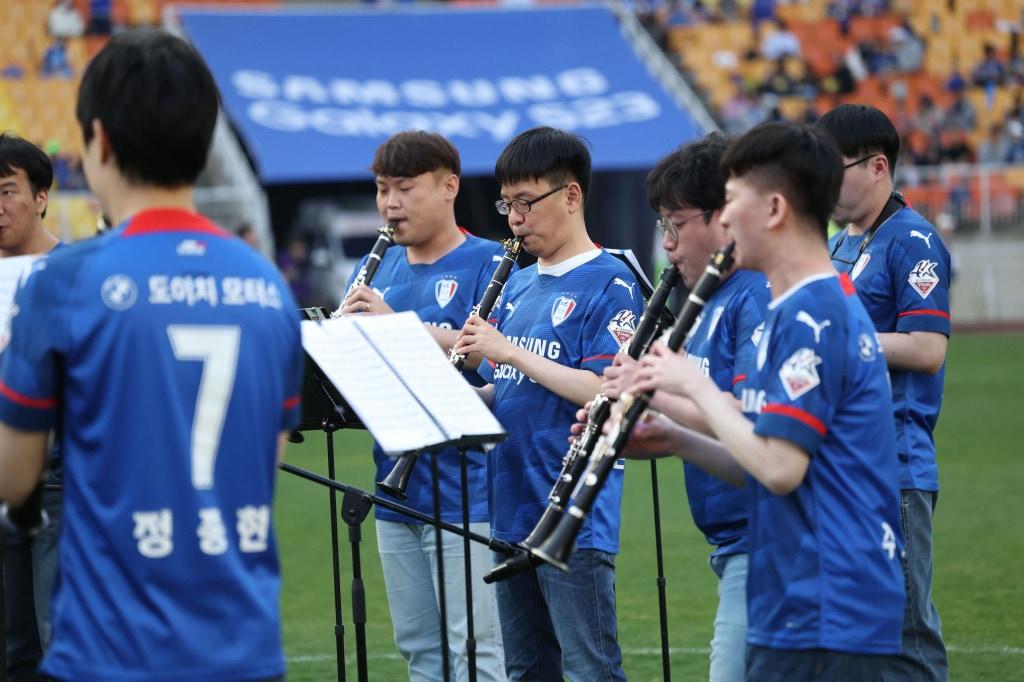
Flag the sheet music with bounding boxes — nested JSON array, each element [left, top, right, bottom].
[[0, 256, 38, 352], [301, 319, 448, 454], [352, 312, 505, 441]]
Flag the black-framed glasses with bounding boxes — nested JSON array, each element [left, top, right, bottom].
[[495, 184, 568, 216], [656, 210, 712, 242], [843, 154, 877, 170]]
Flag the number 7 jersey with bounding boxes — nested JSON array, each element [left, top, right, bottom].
[[0, 209, 303, 681]]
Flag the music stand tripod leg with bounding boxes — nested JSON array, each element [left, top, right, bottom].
[[324, 428, 347, 682], [340, 487, 374, 682], [430, 453, 451, 682], [459, 448, 477, 682]]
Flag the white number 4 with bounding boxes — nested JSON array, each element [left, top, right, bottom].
[[881, 521, 897, 561], [167, 325, 240, 490]]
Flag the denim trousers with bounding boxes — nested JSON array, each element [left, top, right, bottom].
[[5, 478, 62, 682], [375, 519, 505, 682], [746, 645, 892, 681], [708, 552, 748, 682], [493, 548, 625, 682], [882, 489, 948, 681]]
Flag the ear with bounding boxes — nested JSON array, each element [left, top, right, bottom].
[[35, 187, 49, 218], [565, 182, 583, 214], [764, 191, 788, 232], [870, 154, 890, 182], [442, 172, 459, 201], [91, 119, 113, 164]]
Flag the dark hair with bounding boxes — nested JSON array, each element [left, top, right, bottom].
[[0, 133, 53, 218], [494, 126, 591, 200], [76, 29, 219, 187], [371, 131, 461, 178], [720, 121, 842, 239], [815, 104, 899, 174], [646, 132, 728, 215]]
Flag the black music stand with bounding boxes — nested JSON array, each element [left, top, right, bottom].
[[294, 311, 507, 682]]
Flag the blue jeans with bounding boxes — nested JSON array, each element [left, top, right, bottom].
[[709, 552, 748, 682], [883, 489, 947, 681], [376, 520, 505, 682], [5, 476, 62, 682], [493, 548, 625, 682], [747, 645, 891, 681]]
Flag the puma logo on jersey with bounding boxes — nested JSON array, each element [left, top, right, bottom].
[[909, 230, 933, 248], [613, 278, 636, 299], [373, 286, 391, 301], [504, 301, 516, 318], [795, 311, 831, 343]]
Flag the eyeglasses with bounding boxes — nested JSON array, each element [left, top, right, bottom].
[[656, 210, 712, 242], [843, 154, 878, 170], [495, 184, 568, 216]]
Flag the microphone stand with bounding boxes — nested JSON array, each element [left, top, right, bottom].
[[430, 453, 451, 682], [459, 447, 477, 682]]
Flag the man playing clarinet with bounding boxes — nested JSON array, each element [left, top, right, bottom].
[[338, 130, 507, 682], [454, 126, 643, 682]]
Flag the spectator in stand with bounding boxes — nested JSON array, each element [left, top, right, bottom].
[[1006, 119, 1024, 162], [278, 237, 314, 307], [945, 62, 967, 95], [944, 89, 977, 133], [86, 0, 112, 35], [977, 122, 1012, 164], [890, 19, 923, 73], [722, 80, 768, 134], [39, 38, 73, 79], [760, 18, 801, 61], [912, 94, 945, 136], [938, 130, 973, 164], [972, 43, 1006, 88], [47, 0, 85, 40]]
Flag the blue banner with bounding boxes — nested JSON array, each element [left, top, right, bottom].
[[178, 5, 704, 184]]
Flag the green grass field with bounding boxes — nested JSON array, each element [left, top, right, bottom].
[[276, 332, 1024, 681]]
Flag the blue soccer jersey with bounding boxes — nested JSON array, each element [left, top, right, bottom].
[[479, 250, 644, 552], [0, 209, 303, 681], [742, 273, 904, 654], [683, 269, 769, 556], [346, 232, 511, 523], [829, 205, 951, 491]]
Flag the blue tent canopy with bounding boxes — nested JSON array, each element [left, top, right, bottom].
[[178, 5, 705, 184]]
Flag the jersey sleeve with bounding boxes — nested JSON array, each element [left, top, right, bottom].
[[891, 230, 951, 336], [753, 302, 842, 457], [280, 310, 304, 431], [579, 274, 644, 376], [0, 262, 66, 432], [730, 285, 770, 396]]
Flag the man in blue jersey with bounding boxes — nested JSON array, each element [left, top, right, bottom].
[[817, 104, 950, 682], [631, 122, 905, 680], [453, 126, 643, 681], [0, 30, 303, 681], [598, 133, 769, 682], [337, 130, 506, 682], [0, 133, 61, 682]]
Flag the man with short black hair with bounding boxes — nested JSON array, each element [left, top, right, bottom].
[[455, 126, 642, 682], [0, 132, 61, 682], [0, 30, 303, 681], [817, 103, 950, 682], [631, 122, 905, 679]]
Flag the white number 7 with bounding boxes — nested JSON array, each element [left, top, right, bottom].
[[167, 325, 241, 490]]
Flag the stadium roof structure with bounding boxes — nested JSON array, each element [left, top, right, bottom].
[[176, 4, 709, 185]]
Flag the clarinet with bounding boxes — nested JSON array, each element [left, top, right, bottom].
[[485, 264, 682, 584], [530, 243, 734, 571], [377, 236, 524, 498], [331, 221, 397, 317]]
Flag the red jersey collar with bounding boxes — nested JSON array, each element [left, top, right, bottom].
[[121, 208, 229, 238]]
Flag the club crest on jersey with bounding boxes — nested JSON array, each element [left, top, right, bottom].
[[908, 260, 939, 299], [851, 253, 871, 280], [858, 332, 878, 361], [434, 277, 458, 309], [778, 347, 822, 401], [607, 309, 637, 347], [550, 296, 577, 327], [101, 274, 139, 311]]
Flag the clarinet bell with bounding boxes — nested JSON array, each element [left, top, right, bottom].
[[377, 453, 418, 499], [529, 510, 581, 572], [483, 550, 538, 584]]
